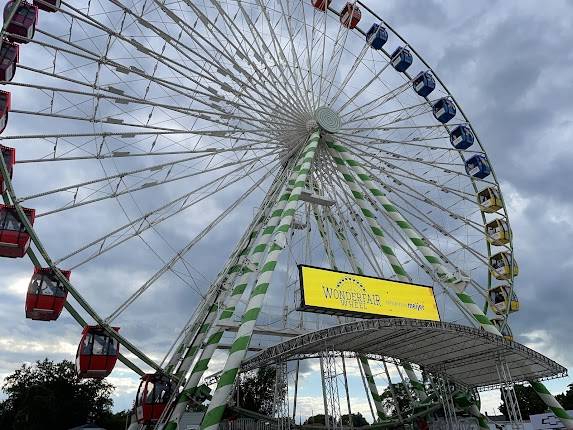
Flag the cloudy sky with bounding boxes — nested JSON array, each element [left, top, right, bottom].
[[1, 0, 572, 422]]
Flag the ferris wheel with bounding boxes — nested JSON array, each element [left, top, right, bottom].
[[0, 0, 570, 429]]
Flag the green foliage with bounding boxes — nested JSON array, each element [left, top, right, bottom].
[[380, 383, 411, 417], [341, 412, 369, 427], [304, 414, 326, 425], [556, 384, 573, 410], [236, 367, 277, 415], [0, 359, 118, 430], [499, 384, 547, 419]]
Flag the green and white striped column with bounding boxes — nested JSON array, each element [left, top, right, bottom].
[[324, 209, 363, 275], [328, 142, 573, 429], [174, 303, 219, 380], [165, 158, 308, 429], [323, 208, 430, 410], [530, 382, 573, 429], [312, 205, 338, 270], [325, 142, 409, 283], [359, 356, 386, 421], [327, 140, 498, 335], [199, 131, 320, 430], [401, 362, 428, 403]]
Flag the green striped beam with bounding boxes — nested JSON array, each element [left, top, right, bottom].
[[174, 303, 219, 380], [401, 362, 428, 403], [324, 209, 364, 275], [359, 356, 386, 421], [326, 142, 409, 283], [199, 131, 320, 430], [323, 209, 429, 407], [312, 205, 338, 270], [327, 141, 500, 335], [530, 381, 573, 429], [165, 158, 308, 429], [330, 142, 573, 429]]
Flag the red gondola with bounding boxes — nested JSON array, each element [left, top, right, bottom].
[[33, 0, 60, 12], [0, 40, 18, 82], [76, 325, 120, 378], [0, 204, 35, 258], [340, 3, 361, 29], [1, 145, 15, 193], [3, 1, 38, 43], [25, 267, 70, 321], [0, 91, 10, 134], [135, 373, 173, 424], [311, 0, 331, 12]]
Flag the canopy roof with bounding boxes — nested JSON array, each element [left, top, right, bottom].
[[242, 319, 567, 390]]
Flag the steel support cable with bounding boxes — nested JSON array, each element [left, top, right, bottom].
[[34, 150, 279, 217], [154, 0, 305, 125], [202, 0, 308, 118], [57, 2, 301, 125], [52, 159, 268, 266], [277, 0, 314, 114], [348, 148, 491, 253], [16, 147, 280, 164], [66, 159, 274, 270], [345, 139, 480, 202], [18, 141, 269, 202], [0, 143, 161, 372], [104, 163, 276, 323], [253, 0, 314, 115], [345, 146, 497, 301]]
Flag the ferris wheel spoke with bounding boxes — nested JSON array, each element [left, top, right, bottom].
[[253, 0, 313, 115], [345, 145, 478, 206], [339, 78, 418, 121], [327, 42, 370, 109], [104, 162, 273, 323], [277, 0, 314, 113], [321, 16, 359, 104], [121, 1, 303, 125], [17, 143, 274, 202], [33, 151, 277, 218], [340, 136, 498, 191], [229, 0, 309, 116], [343, 99, 433, 128], [51, 5, 296, 126], [181, 0, 306, 121], [60, 157, 275, 269]]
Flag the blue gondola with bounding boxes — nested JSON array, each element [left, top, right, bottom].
[[450, 125, 474, 150], [413, 71, 435, 97], [390, 47, 412, 72], [432, 98, 456, 123], [465, 154, 491, 179], [366, 24, 387, 50]]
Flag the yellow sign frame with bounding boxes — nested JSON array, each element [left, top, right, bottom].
[[298, 265, 440, 321]]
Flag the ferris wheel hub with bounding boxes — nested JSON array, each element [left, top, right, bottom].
[[315, 106, 341, 134]]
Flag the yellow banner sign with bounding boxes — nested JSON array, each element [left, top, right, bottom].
[[298, 265, 440, 321]]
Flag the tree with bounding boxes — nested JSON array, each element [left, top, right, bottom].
[[304, 414, 326, 426], [341, 412, 369, 427], [499, 384, 547, 419], [380, 383, 412, 417], [236, 366, 277, 415], [0, 359, 116, 430], [556, 384, 573, 410]]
